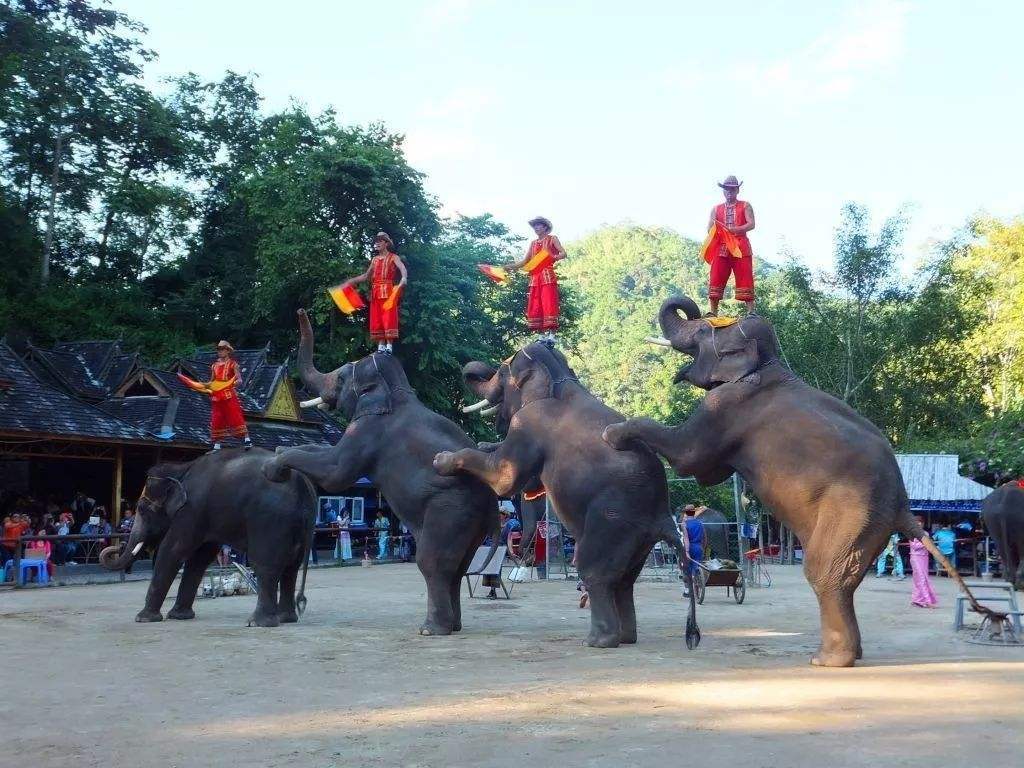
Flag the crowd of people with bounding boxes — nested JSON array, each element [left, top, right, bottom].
[[1, 489, 133, 576]]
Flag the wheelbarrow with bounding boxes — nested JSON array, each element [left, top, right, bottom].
[[694, 560, 745, 604]]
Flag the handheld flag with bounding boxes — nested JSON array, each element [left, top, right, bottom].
[[521, 248, 554, 275], [382, 284, 403, 311], [176, 373, 234, 394], [328, 283, 365, 314], [699, 222, 743, 264], [478, 264, 510, 285]]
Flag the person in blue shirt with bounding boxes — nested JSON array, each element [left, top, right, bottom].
[[933, 522, 957, 570], [682, 505, 705, 575]]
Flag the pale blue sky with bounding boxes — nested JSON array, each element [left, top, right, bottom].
[[127, 0, 1024, 270]]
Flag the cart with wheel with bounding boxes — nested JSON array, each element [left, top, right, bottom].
[[694, 561, 746, 604]]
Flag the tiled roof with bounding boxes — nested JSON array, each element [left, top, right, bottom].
[[895, 454, 991, 502], [0, 344, 149, 442], [52, 340, 121, 379], [27, 346, 108, 399], [104, 354, 138, 390], [246, 364, 281, 410]]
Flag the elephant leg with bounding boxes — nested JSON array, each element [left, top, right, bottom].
[[418, 569, 456, 636], [137, 542, 189, 622], [277, 558, 301, 623], [614, 548, 650, 645], [248, 567, 281, 627], [582, 582, 621, 648], [168, 542, 220, 620], [449, 571, 464, 632]]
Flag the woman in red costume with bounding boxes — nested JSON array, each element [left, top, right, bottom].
[[340, 232, 408, 353], [507, 216, 566, 345], [208, 340, 251, 451]]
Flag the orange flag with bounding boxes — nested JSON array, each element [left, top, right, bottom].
[[478, 264, 510, 285], [382, 284, 403, 311], [176, 373, 234, 394], [699, 222, 743, 264], [521, 248, 554, 275], [328, 283, 366, 314]]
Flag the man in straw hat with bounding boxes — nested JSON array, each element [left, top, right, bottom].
[[706, 175, 756, 316], [208, 340, 251, 451], [339, 231, 408, 353], [505, 216, 566, 345]]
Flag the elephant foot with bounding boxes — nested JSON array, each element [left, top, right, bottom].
[[419, 620, 454, 636], [600, 423, 631, 451], [811, 648, 857, 668], [584, 632, 621, 649], [278, 609, 299, 624], [856, 645, 863, 660], [247, 612, 280, 628], [452, 621, 462, 633], [618, 629, 638, 645], [135, 609, 163, 623], [167, 607, 195, 621]]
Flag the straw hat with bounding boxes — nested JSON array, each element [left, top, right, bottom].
[[216, 340, 234, 352], [528, 216, 553, 231], [374, 231, 394, 248], [718, 175, 742, 189]]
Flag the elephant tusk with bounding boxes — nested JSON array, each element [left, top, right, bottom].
[[481, 405, 500, 416], [462, 399, 491, 413], [316, 402, 330, 411], [131, 542, 144, 556], [300, 396, 323, 408], [645, 336, 673, 347]]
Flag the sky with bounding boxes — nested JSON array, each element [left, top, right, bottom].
[[127, 0, 1024, 271]]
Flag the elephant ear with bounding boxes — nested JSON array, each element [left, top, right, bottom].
[[351, 356, 392, 420], [708, 337, 761, 385], [147, 475, 188, 518], [510, 350, 554, 400]]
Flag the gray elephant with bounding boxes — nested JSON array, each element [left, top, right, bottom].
[[982, 481, 1024, 588], [100, 449, 315, 626], [263, 310, 498, 636], [602, 296, 984, 666], [433, 342, 699, 649]]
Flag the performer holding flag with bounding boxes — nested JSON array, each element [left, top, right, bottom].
[[506, 216, 566, 344], [177, 340, 252, 451], [702, 175, 756, 316], [332, 231, 408, 353]]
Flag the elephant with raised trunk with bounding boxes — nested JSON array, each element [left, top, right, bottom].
[[100, 449, 315, 626], [602, 296, 986, 666], [433, 342, 699, 649], [263, 309, 498, 636], [982, 482, 1024, 588]]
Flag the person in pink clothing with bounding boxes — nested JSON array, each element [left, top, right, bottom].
[[909, 516, 938, 608]]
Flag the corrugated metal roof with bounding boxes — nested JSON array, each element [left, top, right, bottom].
[[895, 454, 991, 502]]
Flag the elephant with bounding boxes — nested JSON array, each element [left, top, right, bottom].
[[262, 309, 499, 636], [601, 296, 987, 666], [100, 448, 315, 627], [433, 341, 699, 649], [982, 481, 1024, 588]]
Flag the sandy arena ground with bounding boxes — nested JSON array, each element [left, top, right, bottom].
[[2, 563, 1022, 768]]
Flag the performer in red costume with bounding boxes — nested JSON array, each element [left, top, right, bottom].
[[507, 216, 566, 345], [707, 175, 756, 316], [340, 232, 408, 353], [204, 341, 251, 451]]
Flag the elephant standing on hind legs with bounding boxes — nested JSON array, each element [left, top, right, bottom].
[[433, 342, 700, 649], [263, 309, 498, 636], [99, 449, 315, 627], [602, 296, 988, 667]]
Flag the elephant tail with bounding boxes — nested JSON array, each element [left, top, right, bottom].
[[295, 472, 318, 617], [475, 506, 503, 575], [659, 521, 701, 650], [898, 514, 993, 619]]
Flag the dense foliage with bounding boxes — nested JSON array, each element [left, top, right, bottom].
[[1, 1, 1021, 480]]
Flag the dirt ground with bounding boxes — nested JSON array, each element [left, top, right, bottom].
[[2, 563, 1022, 768]]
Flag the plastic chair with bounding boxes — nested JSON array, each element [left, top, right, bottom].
[[6, 558, 49, 585]]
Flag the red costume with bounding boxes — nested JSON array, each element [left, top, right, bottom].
[[708, 201, 755, 303], [369, 252, 400, 342], [209, 359, 248, 442], [525, 234, 562, 332]]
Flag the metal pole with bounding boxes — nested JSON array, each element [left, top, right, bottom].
[[544, 495, 550, 580], [732, 473, 746, 576]]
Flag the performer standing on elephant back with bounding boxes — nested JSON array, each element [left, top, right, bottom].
[[705, 175, 756, 316], [507, 216, 566, 345], [177, 341, 252, 452], [339, 231, 408, 353]]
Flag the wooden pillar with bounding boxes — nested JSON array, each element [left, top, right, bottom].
[[111, 446, 124, 525]]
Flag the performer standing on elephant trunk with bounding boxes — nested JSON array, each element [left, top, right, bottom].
[[339, 231, 408, 353], [705, 175, 756, 316], [506, 216, 566, 345]]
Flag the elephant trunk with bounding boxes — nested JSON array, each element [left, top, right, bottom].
[[99, 516, 145, 571], [296, 309, 337, 403], [461, 361, 501, 404], [658, 296, 702, 349]]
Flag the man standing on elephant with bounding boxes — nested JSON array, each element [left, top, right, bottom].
[[506, 216, 566, 345], [338, 232, 408, 354], [207, 341, 251, 451], [706, 176, 756, 316]]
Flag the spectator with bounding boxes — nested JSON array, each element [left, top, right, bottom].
[[909, 516, 938, 608], [24, 527, 54, 577], [875, 533, 906, 579], [118, 508, 136, 535], [336, 511, 353, 561], [70, 491, 96, 527], [933, 522, 956, 572], [2, 513, 30, 562], [374, 511, 390, 560], [54, 511, 78, 565]]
